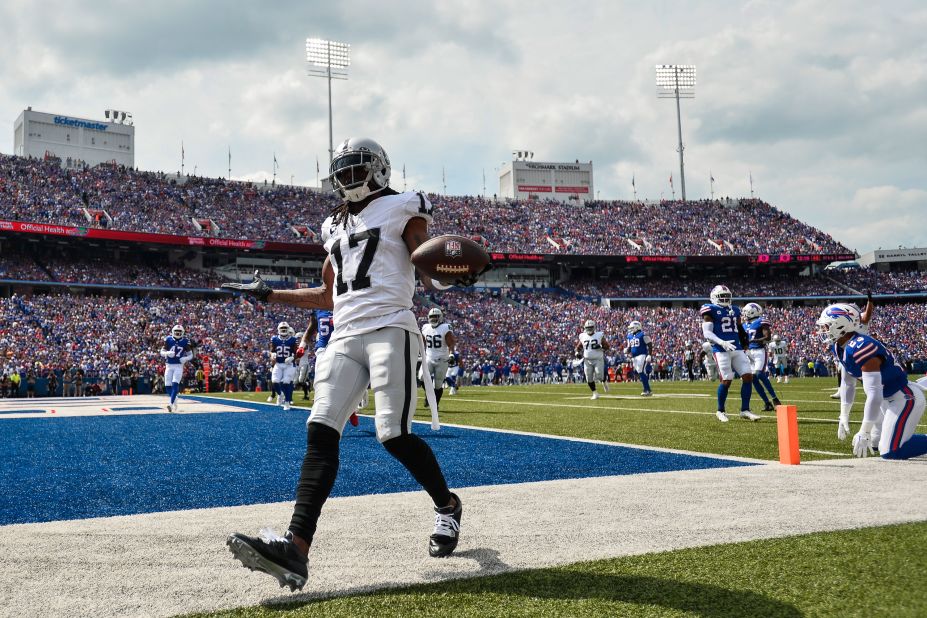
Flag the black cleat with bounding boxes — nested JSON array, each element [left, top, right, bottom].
[[773, 398, 782, 406], [429, 493, 462, 558], [763, 402, 775, 412], [227, 529, 308, 591]]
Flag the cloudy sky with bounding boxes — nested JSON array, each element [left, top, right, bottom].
[[1, 0, 925, 254]]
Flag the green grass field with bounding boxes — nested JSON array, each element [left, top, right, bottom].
[[212, 377, 873, 461], [195, 378, 926, 617], [189, 521, 927, 617]]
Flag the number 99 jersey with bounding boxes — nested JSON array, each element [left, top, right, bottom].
[[321, 191, 434, 339], [699, 303, 743, 352]]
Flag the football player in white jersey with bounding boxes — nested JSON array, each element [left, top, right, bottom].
[[769, 335, 789, 384], [421, 307, 456, 409], [701, 342, 718, 381], [577, 320, 610, 400], [223, 137, 473, 590]]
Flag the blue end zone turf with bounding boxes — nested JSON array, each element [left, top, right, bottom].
[[0, 397, 753, 525]]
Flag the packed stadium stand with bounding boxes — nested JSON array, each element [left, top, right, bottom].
[[2, 154, 850, 256], [1, 155, 924, 397]]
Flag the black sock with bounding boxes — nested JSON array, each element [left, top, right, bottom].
[[435, 388, 443, 405], [288, 422, 341, 546], [588, 382, 596, 392], [382, 434, 452, 507]]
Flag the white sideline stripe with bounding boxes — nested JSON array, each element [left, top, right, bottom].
[[2, 458, 925, 618], [800, 449, 848, 456], [0, 395, 258, 419]]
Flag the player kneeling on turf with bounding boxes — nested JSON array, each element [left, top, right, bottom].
[[817, 305, 927, 459]]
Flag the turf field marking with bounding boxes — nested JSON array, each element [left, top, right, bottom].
[[800, 448, 848, 456], [458, 396, 851, 426]]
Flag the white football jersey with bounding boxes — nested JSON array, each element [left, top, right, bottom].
[[579, 331, 606, 360], [321, 191, 433, 341], [770, 340, 788, 359], [422, 322, 452, 361]]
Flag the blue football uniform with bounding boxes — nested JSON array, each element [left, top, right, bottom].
[[833, 334, 907, 398], [164, 336, 190, 365], [315, 310, 333, 351], [745, 317, 770, 350], [699, 304, 743, 352], [271, 335, 299, 365], [627, 332, 649, 357]]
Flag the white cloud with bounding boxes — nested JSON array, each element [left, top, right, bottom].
[[0, 1, 924, 252]]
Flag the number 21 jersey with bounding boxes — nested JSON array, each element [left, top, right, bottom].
[[321, 191, 434, 341]]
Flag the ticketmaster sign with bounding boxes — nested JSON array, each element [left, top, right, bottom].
[[53, 116, 108, 131]]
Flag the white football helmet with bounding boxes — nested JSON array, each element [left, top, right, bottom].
[[583, 319, 596, 335], [709, 285, 732, 307], [288, 326, 296, 338], [627, 320, 642, 334], [277, 321, 291, 337], [742, 302, 763, 320], [815, 304, 861, 344], [328, 137, 391, 202], [772, 334, 781, 343], [171, 324, 184, 338], [428, 308, 443, 327]]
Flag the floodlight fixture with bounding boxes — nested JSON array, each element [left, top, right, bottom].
[[656, 64, 696, 202], [306, 38, 351, 164]]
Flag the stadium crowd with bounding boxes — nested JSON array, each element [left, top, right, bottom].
[[1, 288, 924, 395], [562, 274, 855, 298], [1, 154, 851, 256]]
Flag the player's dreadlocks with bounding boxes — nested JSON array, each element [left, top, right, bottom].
[[330, 201, 351, 229]]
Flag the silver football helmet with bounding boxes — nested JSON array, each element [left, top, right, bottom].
[[428, 308, 443, 327], [584, 319, 596, 335], [328, 137, 391, 202]]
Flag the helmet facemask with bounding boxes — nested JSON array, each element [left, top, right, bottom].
[[328, 142, 391, 203]]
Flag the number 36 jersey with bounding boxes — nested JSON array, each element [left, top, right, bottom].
[[322, 191, 434, 341], [699, 303, 743, 353]]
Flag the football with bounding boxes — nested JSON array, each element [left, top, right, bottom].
[[411, 234, 491, 285]]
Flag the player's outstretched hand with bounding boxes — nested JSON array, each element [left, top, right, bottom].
[[837, 416, 851, 441], [852, 431, 875, 457], [866, 290, 873, 305], [221, 270, 272, 302], [719, 341, 737, 352], [454, 262, 493, 288]]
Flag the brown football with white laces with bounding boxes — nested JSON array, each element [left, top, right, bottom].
[[411, 234, 490, 285]]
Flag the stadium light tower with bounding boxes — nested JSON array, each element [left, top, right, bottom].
[[306, 38, 350, 165], [656, 64, 696, 202]]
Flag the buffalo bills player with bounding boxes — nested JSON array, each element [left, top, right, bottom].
[[817, 304, 926, 459], [741, 302, 782, 412], [270, 322, 299, 411], [625, 321, 653, 396], [700, 285, 760, 422], [160, 324, 193, 413]]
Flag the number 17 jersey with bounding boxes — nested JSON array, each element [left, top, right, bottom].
[[321, 191, 434, 341], [699, 303, 743, 353]]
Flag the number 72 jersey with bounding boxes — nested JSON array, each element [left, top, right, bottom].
[[700, 303, 743, 353], [322, 191, 434, 333]]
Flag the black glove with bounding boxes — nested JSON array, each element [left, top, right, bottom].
[[220, 270, 272, 302], [866, 290, 873, 305], [455, 262, 493, 287]]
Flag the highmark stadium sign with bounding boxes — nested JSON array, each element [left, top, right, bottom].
[[53, 116, 108, 131]]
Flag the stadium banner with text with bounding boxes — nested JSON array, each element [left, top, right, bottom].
[[516, 185, 552, 193], [554, 186, 590, 193], [489, 251, 857, 265], [0, 220, 325, 255]]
